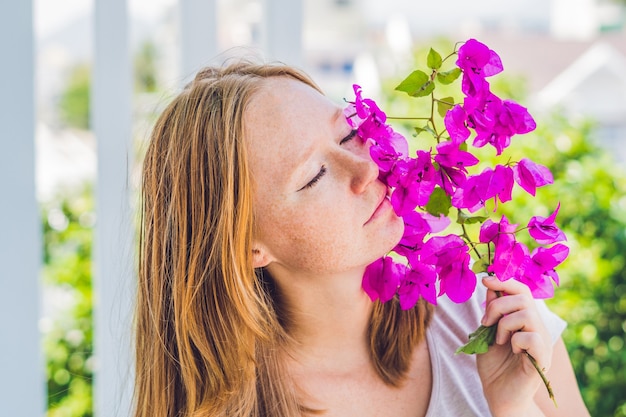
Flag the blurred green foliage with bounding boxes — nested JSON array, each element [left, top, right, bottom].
[[522, 116, 626, 417], [58, 39, 160, 130], [489, 113, 626, 416], [45, 37, 162, 417], [383, 40, 626, 416], [59, 64, 91, 130], [135, 40, 159, 93], [43, 185, 95, 417]]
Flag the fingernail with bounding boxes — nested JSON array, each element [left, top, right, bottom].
[[484, 275, 496, 281]]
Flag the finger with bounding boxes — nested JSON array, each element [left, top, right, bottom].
[[481, 293, 533, 327], [482, 275, 532, 297], [494, 309, 538, 345], [510, 331, 551, 372], [484, 284, 498, 305]]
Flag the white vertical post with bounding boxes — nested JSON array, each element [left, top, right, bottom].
[[92, 0, 134, 415], [180, 0, 218, 84], [0, 0, 43, 415], [262, 0, 303, 67]]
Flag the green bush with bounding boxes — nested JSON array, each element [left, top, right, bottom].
[[59, 65, 91, 130], [43, 185, 94, 417], [520, 115, 626, 417]]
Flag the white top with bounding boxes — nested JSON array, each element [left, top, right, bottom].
[[424, 284, 567, 417]]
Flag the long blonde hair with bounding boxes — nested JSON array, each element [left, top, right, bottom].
[[135, 62, 432, 417]]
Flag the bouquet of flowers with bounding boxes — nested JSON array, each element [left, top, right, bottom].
[[345, 39, 568, 404]]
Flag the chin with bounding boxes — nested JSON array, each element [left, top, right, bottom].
[[378, 211, 405, 256]]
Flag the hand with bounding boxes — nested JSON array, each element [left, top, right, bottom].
[[476, 275, 552, 417]]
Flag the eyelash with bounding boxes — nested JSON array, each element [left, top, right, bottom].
[[340, 129, 358, 145], [300, 166, 327, 190], [299, 130, 357, 191]]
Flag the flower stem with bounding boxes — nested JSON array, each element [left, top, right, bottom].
[[460, 222, 482, 259], [524, 351, 557, 407]]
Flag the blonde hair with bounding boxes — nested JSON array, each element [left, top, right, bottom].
[[135, 62, 432, 417]]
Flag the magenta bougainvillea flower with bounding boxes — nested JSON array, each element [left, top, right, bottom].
[[530, 243, 570, 284], [420, 234, 469, 268], [362, 256, 402, 303], [477, 212, 568, 297], [471, 98, 536, 155], [514, 158, 554, 196], [517, 244, 570, 298], [528, 203, 567, 245], [369, 139, 404, 173], [444, 104, 471, 144], [389, 152, 436, 215], [398, 263, 438, 308], [445, 39, 537, 156], [434, 141, 480, 173], [347, 38, 568, 311], [433, 141, 479, 195], [399, 213, 450, 268], [479, 215, 517, 246], [456, 38, 503, 97], [438, 252, 477, 303], [452, 164, 514, 212], [490, 241, 528, 282]]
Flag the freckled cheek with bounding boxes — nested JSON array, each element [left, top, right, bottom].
[[283, 206, 348, 244], [256, 200, 356, 269]]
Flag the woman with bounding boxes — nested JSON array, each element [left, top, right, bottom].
[[135, 62, 589, 416]]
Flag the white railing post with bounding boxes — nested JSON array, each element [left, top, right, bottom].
[[0, 0, 43, 415], [92, 0, 134, 415], [261, 0, 303, 67], [180, 0, 218, 83]]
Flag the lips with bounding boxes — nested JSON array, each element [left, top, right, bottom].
[[364, 187, 391, 225]]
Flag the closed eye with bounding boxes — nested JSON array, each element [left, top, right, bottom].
[[340, 129, 357, 145], [298, 165, 327, 191], [297, 130, 356, 192]]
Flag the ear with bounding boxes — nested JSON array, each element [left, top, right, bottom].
[[252, 244, 273, 269]]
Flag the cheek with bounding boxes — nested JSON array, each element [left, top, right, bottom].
[[256, 196, 358, 271]]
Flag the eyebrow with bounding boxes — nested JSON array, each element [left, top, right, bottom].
[[332, 106, 344, 125]]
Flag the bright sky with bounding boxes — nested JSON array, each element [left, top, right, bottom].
[[35, 0, 176, 38], [36, 0, 552, 39]]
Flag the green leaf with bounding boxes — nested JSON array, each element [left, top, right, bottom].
[[395, 70, 435, 97], [414, 126, 426, 137], [422, 124, 437, 138], [437, 68, 462, 85], [466, 216, 488, 224], [427, 48, 443, 70], [471, 259, 490, 274], [417, 80, 435, 97], [457, 210, 488, 225], [425, 187, 451, 216], [437, 96, 455, 118], [456, 324, 497, 354]]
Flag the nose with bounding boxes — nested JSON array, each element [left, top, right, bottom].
[[340, 142, 380, 194], [352, 157, 379, 194]]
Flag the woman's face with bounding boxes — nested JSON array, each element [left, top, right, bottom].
[[246, 77, 403, 277]]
